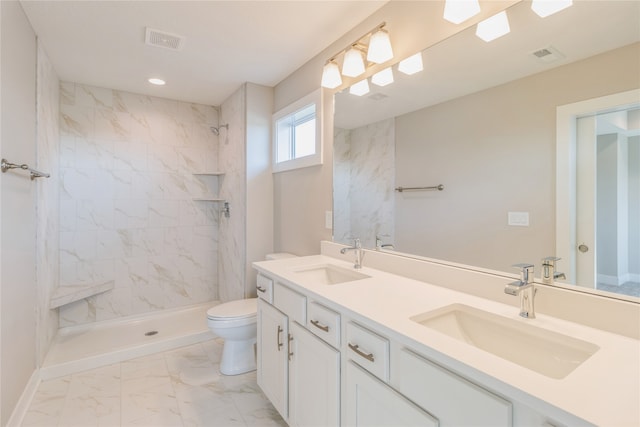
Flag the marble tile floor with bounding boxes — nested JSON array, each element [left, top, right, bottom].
[[597, 281, 640, 298], [21, 339, 286, 427]]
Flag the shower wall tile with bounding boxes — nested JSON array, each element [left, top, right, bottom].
[[218, 85, 246, 302], [36, 42, 61, 365], [58, 83, 220, 327], [333, 119, 395, 249]]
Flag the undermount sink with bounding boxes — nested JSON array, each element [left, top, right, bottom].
[[411, 304, 599, 379], [293, 264, 370, 285]]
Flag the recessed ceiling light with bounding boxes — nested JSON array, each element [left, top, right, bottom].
[[148, 78, 166, 86]]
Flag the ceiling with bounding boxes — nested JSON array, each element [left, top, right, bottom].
[[20, 0, 387, 106]]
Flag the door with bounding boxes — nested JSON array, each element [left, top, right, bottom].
[[257, 299, 289, 420], [575, 107, 639, 290], [288, 322, 340, 427], [344, 361, 439, 427]]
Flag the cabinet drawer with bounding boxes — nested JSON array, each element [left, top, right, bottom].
[[346, 322, 389, 382], [274, 282, 306, 324], [396, 348, 512, 426], [256, 274, 273, 303], [307, 301, 340, 348]]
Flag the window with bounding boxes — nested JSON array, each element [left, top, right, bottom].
[[273, 89, 322, 172]]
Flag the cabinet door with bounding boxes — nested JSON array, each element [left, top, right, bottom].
[[345, 361, 439, 427], [257, 299, 289, 421], [395, 349, 512, 427], [289, 322, 340, 427]]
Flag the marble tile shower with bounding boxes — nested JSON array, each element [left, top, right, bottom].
[[58, 84, 220, 327], [333, 118, 395, 249]]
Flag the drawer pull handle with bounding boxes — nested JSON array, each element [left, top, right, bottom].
[[348, 343, 375, 362], [288, 334, 294, 361], [310, 319, 329, 332], [257, 286, 267, 293], [277, 325, 283, 351]]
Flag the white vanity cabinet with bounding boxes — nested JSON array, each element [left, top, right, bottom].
[[257, 299, 288, 419], [255, 267, 576, 427], [345, 361, 439, 427], [256, 275, 340, 426], [289, 322, 340, 426], [393, 347, 512, 427]]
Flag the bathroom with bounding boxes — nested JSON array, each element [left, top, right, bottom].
[[1, 0, 639, 426]]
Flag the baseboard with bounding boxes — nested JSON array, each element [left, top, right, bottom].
[[598, 272, 640, 286], [6, 369, 41, 427]]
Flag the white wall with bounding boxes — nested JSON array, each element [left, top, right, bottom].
[[245, 83, 274, 295], [58, 83, 220, 327], [0, 1, 37, 424], [35, 41, 60, 365], [392, 44, 640, 273]]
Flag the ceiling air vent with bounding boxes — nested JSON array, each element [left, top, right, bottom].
[[145, 27, 185, 51], [530, 45, 564, 64]]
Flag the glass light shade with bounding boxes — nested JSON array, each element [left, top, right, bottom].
[[349, 79, 370, 96], [398, 53, 424, 75], [371, 68, 394, 87], [443, 0, 481, 24], [531, 0, 573, 17], [367, 29, 394, 64], [148, 78, 166, 85], [321, 61, 342, 89], [342, 47, 366, 77], [475, 11, 510, 42]]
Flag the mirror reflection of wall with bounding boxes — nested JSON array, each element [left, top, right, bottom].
[[592, 109, 640, 297], [334, 120, 395, 248], [335, 43, 639, 273]]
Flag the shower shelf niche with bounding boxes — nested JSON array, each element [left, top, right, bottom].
[[192, 172, 225, 202], [50, 281, 115, 309]]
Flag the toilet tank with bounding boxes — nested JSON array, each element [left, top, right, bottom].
[[265, 252, 296, 261]]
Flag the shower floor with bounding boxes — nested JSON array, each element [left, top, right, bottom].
[[41, 301, 218, 380]]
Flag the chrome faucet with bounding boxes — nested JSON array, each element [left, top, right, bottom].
[[375, 234, 394, 251], [504, 263, 536, 319], [541, 256, 566, 285], [341, 238, 364, 269]]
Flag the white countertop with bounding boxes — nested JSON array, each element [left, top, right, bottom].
[[254, 254, 640, 427]]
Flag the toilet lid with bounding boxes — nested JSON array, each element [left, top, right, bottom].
[[207, 298, 257, 319]]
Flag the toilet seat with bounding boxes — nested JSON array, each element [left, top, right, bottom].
[[207, 298, 258, 323]]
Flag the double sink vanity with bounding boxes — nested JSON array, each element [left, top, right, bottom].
[[253, 242, 639, 426]]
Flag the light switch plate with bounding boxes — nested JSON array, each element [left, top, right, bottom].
[[508, 211, 529, 226], [325, 211, 333, 229]]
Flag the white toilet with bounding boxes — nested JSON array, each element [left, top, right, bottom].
[[207, 252, 295, 375]]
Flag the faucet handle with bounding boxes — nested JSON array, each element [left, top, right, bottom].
[[542, 256, 561, 265], [512, 263, 534, 284]]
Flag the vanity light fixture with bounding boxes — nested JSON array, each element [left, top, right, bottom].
[[349, 79, 370, 96], [443, 0, 481, 24], [321, 61, 342, 89], [398, 53, 424, 75], [531, 0, 573, 18], [475, 11, 510, 42], [148, 78, 166, 86], [342, 46, 366, 77], [320, 22, 394, 88], [371, 67, 394, 87], [367, 28, 394, 64]]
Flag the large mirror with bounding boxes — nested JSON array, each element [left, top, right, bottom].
[[333, 0, 640, 300]]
